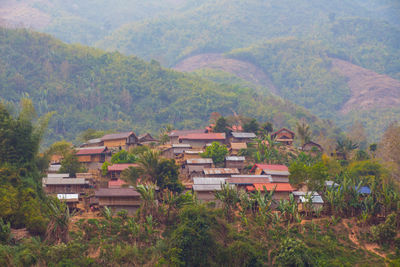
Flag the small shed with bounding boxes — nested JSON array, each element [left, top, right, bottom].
[[302, 141, 323, 153], [192, 177, 229, 202], [231, 132, 256, 143], [230, 142, 247, 155], [95, 188, 141, 215], [179, 133, 226, 148], [271, 128, 295, 145], [186, 158, 213, 177], [292, 191, 324, 212], [225, 156, 245, 170], [43, 177, 90, 195]]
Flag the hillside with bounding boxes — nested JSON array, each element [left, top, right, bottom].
[[0, 28, 338, 145]]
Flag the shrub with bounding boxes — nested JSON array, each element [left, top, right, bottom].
[[274, 237, 315, 266], [371, 214, 397, 245]]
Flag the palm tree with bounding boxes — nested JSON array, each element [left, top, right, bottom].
[[296, 120, 312, 146], [135, 183, 158, 221], [335, 138, 359, 160], [121, 149, 161, 185], [45, 198, 75, 244]]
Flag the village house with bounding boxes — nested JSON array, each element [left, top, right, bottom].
[[302, 141, 323, 154], [227, 175, 271, 190], [80, 138, 104, 148], [179, 133, 226, 148], [138, 133, 158, 145], [168, 129, 206, 144], [246, 183, 295, 203], [172, 143, 192, 155], [230, 132, 256, 143], [203, 168, 240, 177], [107, 163, 139, 180], [292, 191, 324, 212], [225, 156, 245, 171], [184, 149, 204, 159], [42, 176, 91, 195], [95, 188, 141, 215], [186, 158, 213, 178], [57, 193, 80, 210], [229, 142, 247, 155], [101, 131, 138, 150], [271, 128, 295, 145], [192, 177, 229, 202], [76, 146, 110, 170], [250, 164, 290, 179]]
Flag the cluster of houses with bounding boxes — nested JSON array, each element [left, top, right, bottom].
[[43, 126, 329, 215]]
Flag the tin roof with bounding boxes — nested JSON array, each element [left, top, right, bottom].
[[187, 158, 213, 164], [227, 177, 271, 184], [185, 150, 204, 154], [168, 129, 206, 137], [226, 156, 245, 161], [292, 191, 320, 196], [231, 175, 271, 178], [203, 168, 240, 175], [172, 144, 192, 148], [231, 132, 256, 138], [108, 163, 139, 172], [269, 177, 290, 183], [263, 170, 290, 176], [193, 177, 227, 185], [251, 164, 289, 172], [299, 195, 324, 204], [47, 173, 69, 178], [248, 183, 294, 192], [48, 164, 61, 172], [57, 194, 79, 200], [193, 184, 225, 191], [44, 177, 88, 185], [95, 188, 140, 197], [76, 146, 107, 155], [230, 143, 247, 150], [88, 138, 102, 144], [180, 133, 226, 140], [101, 132, 136, 141]]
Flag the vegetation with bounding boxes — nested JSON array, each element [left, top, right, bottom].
[[201, 141, 229, 166]]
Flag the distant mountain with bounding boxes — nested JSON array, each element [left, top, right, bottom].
[[0, 28, 338, 145]]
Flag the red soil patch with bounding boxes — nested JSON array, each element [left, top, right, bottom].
[[331, 58, 400, 114]]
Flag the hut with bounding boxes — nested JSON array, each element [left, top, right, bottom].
[[95, 188, 141, 215], [138, 133, 158, 145], [292, 191, 324, 212], [76, 146, 110, 170], [179, 133, 226, 148], [192, 177, 229, 202], [225, 156, 245, 170], [230, 142, 247, 155], [101, 132, 138, 150], [186, 158, 213, 178], [271, 128, 295, 145], [230, 132, 256, 143]]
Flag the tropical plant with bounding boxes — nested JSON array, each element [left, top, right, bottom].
[[45, 199, 75, 244], [215, 184, 240, 221], [296, 120, 312, 146]]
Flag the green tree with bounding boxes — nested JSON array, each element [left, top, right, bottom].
[[274, 238, 315, 266], [296, 120, 312, 146], [243, 118, 259, 133], [156, 159, 184, 193], [201, 142, 228, 166], [59, 151, 86, 177], [213, 116, 230, 135], [45, 198, 75, 244], [289, 161, 328, 191], [111, 150, 136, 163]]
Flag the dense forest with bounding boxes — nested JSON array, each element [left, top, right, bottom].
[[0, 27, 340, 146]]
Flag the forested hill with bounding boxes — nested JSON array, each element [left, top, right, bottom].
[[0, 28, 337, 145]]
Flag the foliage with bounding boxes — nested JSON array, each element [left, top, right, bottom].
[[59, 151, 86, 177], [213, 116, 231, 135], [201, 141, 229, 165], [274, 237, 315, 267], [110, 150, 136, 164], [156, 159, 184, 193], [370, 214, 397, 245], [243, 118, 259, 133], [45, 198, 75, 244]]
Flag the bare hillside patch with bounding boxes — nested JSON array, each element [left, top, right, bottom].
[[331, 58, 400, 114], [174, 53, 277, 93]]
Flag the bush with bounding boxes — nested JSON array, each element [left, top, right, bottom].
[[27, 216, 47, 236], [0, 220, 11, 244], [371, 214, 397, 245], [274, 237, 315, 267]]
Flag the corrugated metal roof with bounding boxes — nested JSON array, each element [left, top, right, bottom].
[[251, 183, 294, 192], [357, 186, 371, 194], [108, 163, 139, 172], [168, 129, 205, 137], [299, 195, 324, 204], [292, 191, 319, 196], [269, 177, 290, 183], [193, 177, 227, 185], [95, 188, 140, 197], [264, 170, 290, 176], [231, 132, 256, 138], [226, 156, 245, 161], [251, 164, 289, 172], [180, 133, 226, 140], [203, 168, 239, 175], [227, 177, 271, 184], [57, 194, 79, 200], [88, 138, 102, 144], [47, 173, 69, 178], [48, 165, 61, 172], [230, 143, 247, 149], [76, 146, 107, 155], [231, 175, 271, 178], [172, 144, 192, 148], [185, 150, 204, 154], [187, 158, 213, 164], [101, 132, 136, 141], [193, 184, 224, 191], [44, 178, 88, 185]]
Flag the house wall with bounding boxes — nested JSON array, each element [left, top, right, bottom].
[[231, 137, 251, 143], [45, 184, 87, 194], [98, 196, 141, 207], [225, 161, 244, 170], [78, 155, 91, 163], [103, 139, 127, 148]]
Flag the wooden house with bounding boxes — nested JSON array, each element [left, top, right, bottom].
[[138, 133, 158, 145], [225, 156, 245, 170], [246, 183, 295, 203], [95, 188, 141, 215], [43, 177, 90, 195], [302, 141, 323, 153], [203, 168, 239, 177], [292, 191, 324, 212], [231, 132, 256, 143], [192, 177, 229, 202], [179, 133, 226, 148], [172, 143, 192, 155], [101, 132, 138, 150], [230, 142, 247, 155], [57, 194, 80, 210], [76, 146, 110, 170], [250, 164, 290, 179], [80, 138, 104, 148], [107, 163, 139, 179], [271, 128, 295, 145], [168, 129, 206, 144], [186, 158, 213, 177]]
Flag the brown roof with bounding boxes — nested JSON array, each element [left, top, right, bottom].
[[272, 128, 295, 137], [168, 129, 205, 137], [95, 188, 140, 197], [250, 164, 288, 172], [76, 147, 107, 155], [227, 177, 271, 184], [101, 132, 136, 141], [108, 163, 139, 172], [180, 133, 226, 140], [138, 133, 158, 142], [230, 142, 247, 150]]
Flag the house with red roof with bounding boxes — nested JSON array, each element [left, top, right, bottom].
[[250, 163, 290, 179], [107, 163, 139, 179], [271, 128, 295, 145], [179, 133, 227, 148], [246, 183, 295, 202], [101, 131, 138, 150], [76, 146, 110, 170]]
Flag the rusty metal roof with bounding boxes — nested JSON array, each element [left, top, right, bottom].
[[187, 158, 213, 164], [95, 188, 140, 197], [185, 150, 204, 154], [76, 146, 107, 155], [101, 132, 136, 141], [227, 177, 271, 184], [108, 163, 139, 172], [172, 144, 192, 148], [43, 177, 88, 185], [193, 177, 227, 185], [203, 168, 239, 175], [250, 183, 294, 192], [251, 164, 288, 172], [180, 133, 226, 140], [264, 170, 290, 176]]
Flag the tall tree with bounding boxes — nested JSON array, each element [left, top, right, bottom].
[[213, 116, 231, 135], [296, 120, 312, 146]]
